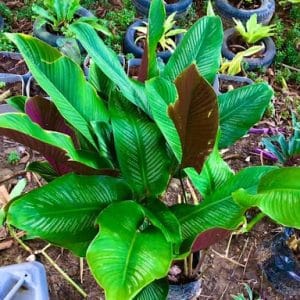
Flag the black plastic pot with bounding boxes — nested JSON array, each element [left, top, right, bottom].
[[33, 7, 93, 52], [215, 0, 275, 28], [167, 279, 202, 300], [222, 28, 276, 70], [213, 73, 254, 95], [259, 230, 300, 296], [133, 0, 193, 18], [124, 19, 183, 63], [0, 16, 4, 31]]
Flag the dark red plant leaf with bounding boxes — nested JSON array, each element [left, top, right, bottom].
[[192, 228, 231, 252], [138, 40, 148, 83], [25, 96, 78, 147], [168, 64, 219, 172]]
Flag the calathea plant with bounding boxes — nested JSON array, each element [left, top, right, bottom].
[[1, 0, 300, 299]]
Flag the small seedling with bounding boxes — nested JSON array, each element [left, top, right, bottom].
[[7, 150, 21, 165], [231, 283, 262, 300]]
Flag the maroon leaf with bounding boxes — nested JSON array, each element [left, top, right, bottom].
[[168, 64, 219, 172], [192, 228, 231, 251]]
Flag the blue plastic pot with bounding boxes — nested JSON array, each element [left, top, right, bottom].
[[0, 261, 49, 300], [215, 0, 275, 28], [133, 0, 193, 18], [167, 279, 202, 300], [222, 28, 276, 70]]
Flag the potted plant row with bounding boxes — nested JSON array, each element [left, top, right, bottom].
[[0, 0, 300, 299]]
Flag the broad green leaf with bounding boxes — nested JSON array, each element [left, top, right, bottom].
[[32, 5, 56, 24], [186, 137, 234, 198], [0, 209, 5, 226], [6, 33, 108, 148], [9, 178, 27, 200], [69, 22, 150, 115], [7, 174, 132, 256], [0, 113, 106, 171], [6, 96, 26, 112], [172, 166, 277, 253], [134, 278, 169, 300], [162, 16, 223, 83], [146, 77, 182, 162], [233, 167, 300, 228], [87, 201, 172, 300], [110, 92, 172, 198], [27, 161, 58, 182], [169, 64, 218, 172], [147, 0, 166, 78], [144, 199, 182, 246], [219, 83, 273, 149]]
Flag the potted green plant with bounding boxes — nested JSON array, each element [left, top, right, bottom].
[[1, 1, 300, 299], [222, 13, 276, 70], [32, 0, 110, 54], [124, 12, 185, 62]]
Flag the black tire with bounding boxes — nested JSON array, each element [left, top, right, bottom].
[[222, 28, 276, 70], [33, 7, 93, 53], [124, 19, 183, 63], [133, 0, 193, 18], [215, 0, 275, 27], [213, 73, 254, 95]]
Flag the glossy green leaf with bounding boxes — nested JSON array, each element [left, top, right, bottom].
[[219, 83, 273, 149], [9, 178, 27, 200], [134, 278, 169, 300], [6, 96, 26, 112], [185, 135, 234, 198], [0, 113, 105, 171], [169, 64, 218, 172], [7, 174, 132, 256], [144, 199, 182, 246], [146, 77, 182, 162], [27, 161, 58, 182], [87, 201, 172, 300], [233, 167, 300, 228], [6, 33, 108, 148], [172, 166, 277, 253], [147, 0, 166, 78], [110, 92, 172, 198], [69, 22, 150, 115], [162, 16, 223, 83]]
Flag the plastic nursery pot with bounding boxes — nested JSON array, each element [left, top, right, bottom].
[[0, 261, 49, 300], [213, 73, 254, 95], [33, 7, 93, 53], [132, 0, 193, 19], [124, 19, 184, 63], [0, 73, 25, 108], [215, 0, 275, 28], [167, 279, 202, 300], [258, 230, 300, 296], [25, 76, 48, 98], [222, 28, 276, 71]]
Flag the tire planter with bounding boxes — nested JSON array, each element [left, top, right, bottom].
[[222, 28, 276, 70], [133, 0, 193, 19], [124, 19, 184, 63], [213, 73, 254, 95], [167, 279, 202, 300], [259, 230, 300, 296], [0, 73, 25, 101], [33, 7, 93, 52], [215, 0, 275, 28]]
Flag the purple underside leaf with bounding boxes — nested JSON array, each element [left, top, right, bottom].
[[25, 96, 78, 146], [192, 228, 231, 251]]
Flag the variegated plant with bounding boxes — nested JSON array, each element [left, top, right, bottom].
[[1, 0, 299, 299]]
